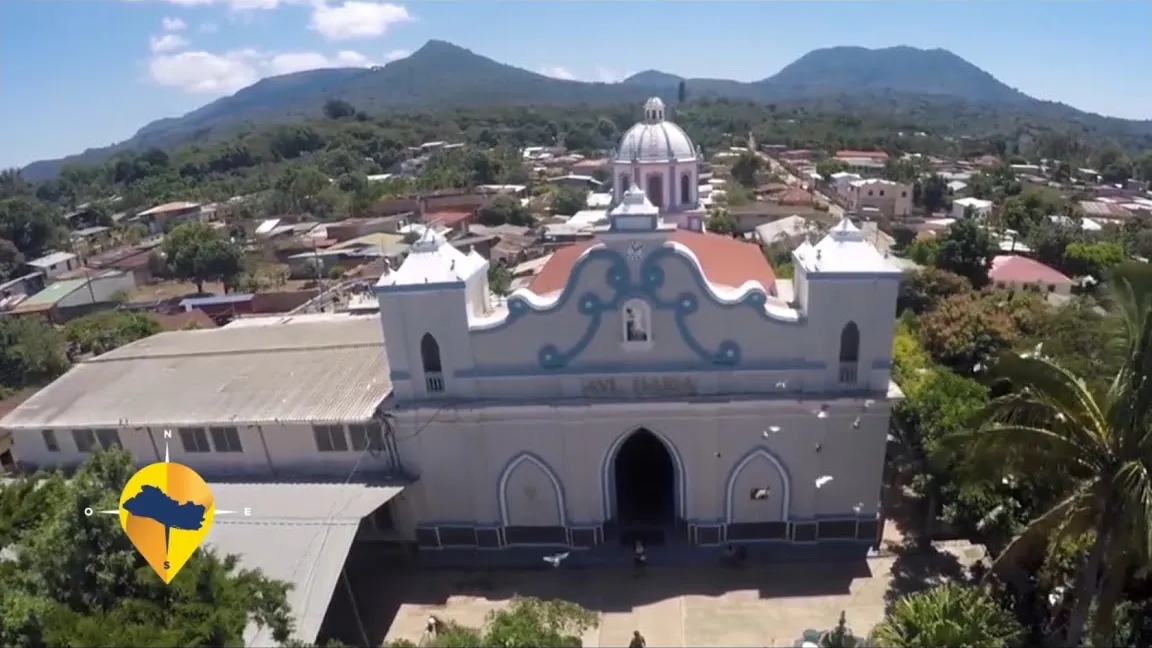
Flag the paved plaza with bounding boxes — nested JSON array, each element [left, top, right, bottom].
[[330, 519, 984, 647], [378, 557, 893, 647]]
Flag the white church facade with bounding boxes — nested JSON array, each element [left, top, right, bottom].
[[375, 98, 903, 554], [0, 98, 904, 564]]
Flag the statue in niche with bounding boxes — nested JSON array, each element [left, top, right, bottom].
[[624, 304, 650, 342]]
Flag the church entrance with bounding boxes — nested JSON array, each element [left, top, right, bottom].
[[613, 429, 675, 545]]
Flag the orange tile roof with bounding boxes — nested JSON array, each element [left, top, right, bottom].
[[835, 150, 889, 161], [427, 210, 472, 227], [528, 230, 776, 296], [777, 187, 814, 206]]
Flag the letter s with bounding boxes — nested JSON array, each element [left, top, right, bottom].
[[163, 560, 171, 569]]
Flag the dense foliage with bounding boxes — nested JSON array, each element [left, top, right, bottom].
[[0, 450, 296, 647], [384, 597, 598, 648]]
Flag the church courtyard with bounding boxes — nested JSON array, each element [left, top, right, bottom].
[[359, 541, 985, 647]]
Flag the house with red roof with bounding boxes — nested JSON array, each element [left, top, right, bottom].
[[990, 255, 1074, 295], [370, 98, 904, 559]]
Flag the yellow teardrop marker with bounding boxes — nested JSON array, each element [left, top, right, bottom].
[[118, 462, 215, 584]]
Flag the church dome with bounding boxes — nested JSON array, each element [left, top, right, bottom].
[[614, 97, 698, 163]]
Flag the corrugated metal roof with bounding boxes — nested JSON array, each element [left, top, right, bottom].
[[27, 251, 78, 268], [17, 278, 88, 307], [179, 293, 255, 308], [0, 316, 390, 429], [204, 481, 404, 646]]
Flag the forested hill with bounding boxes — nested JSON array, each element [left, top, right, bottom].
[[22, 41, 1152, 180]]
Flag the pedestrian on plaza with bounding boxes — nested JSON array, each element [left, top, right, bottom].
[[629, 630, 647, 648], [632, 539, 646, 577]]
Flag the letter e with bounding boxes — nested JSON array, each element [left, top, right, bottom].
[[244, 508, 252, 517]]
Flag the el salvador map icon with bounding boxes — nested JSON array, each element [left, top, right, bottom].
[[118, 462, 216, 584]]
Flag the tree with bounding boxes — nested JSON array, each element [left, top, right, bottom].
[[730, 153, 762, 188], [322, 99, 357, 120], [950, 264, 1152, 645], [707, 208, 737, 236], [63, 311, 162, 356], [917, 291, 1022, 373], [913, 174, 948, 213], [820, 611, 861, 647], [869, 584, 1022, 647], [999, 190, 1062, 235], [488, 263, 511, 296], [406, 597, 599, 648], [677, 80, 687, 104], [476, 195, 534, 227], [1062, 241, 1124, 279], [815, 159, 849, 178], [551, 187, 588, 217], [0, 196, 61, 259], [161, 222, 243, 293], [0, 237, 25, 281], [0, 450, 296, 647], [1022, 298, 1124, 390], [897, 267, 972, 316], [0, 316, 70, 396], [935, 218, 995, 288]]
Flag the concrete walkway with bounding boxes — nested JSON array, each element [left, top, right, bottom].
[[381, 558, 894, 647]]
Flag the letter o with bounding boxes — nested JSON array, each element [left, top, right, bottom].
[[83, 507, 93, 516]]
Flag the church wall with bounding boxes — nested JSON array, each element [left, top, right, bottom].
[[9, 420, 400, 480], [391, 397, 886, 550], [443, 240, 894, 400]]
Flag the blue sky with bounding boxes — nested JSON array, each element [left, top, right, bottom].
[[1, 1, 1149, 169]]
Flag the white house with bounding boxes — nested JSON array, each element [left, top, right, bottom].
[[26, 250, 79, 280], [845, 179, 913, 218], [830, 171, 863, 196], [953, 197, 994, 220]]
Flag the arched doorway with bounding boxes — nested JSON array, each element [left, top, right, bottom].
[[645, 173, 665, 210], [614, 429, 675, 527]]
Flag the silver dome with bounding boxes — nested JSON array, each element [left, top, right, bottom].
[[614, 97, 698, 163]]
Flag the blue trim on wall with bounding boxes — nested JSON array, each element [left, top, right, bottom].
[[374, 280, 466, 294], [472, 245, 806, 372], [600, 426, 687, 521], [496, 451, 568, 527], [723, 446, 793, 523], [389, 357, 890, 382]]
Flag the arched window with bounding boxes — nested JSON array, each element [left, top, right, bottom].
[[621, 299, 652, 349], [680, 173, 691, 205], [838, 322, 859, 384], [420, 333, 443, 373], [646, 173, 664, 210], [420, 333, 444, 393], [619, 174, 631, 191]]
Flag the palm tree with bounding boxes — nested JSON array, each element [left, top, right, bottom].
[[952, 263, 1152, 646], [869, 584, 1022, 647]]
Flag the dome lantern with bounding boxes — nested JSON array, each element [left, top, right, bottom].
[[643, 97, 665, 123]]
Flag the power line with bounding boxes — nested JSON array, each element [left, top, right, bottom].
[[288, 402, 448, 631]]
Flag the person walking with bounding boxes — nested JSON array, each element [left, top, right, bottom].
[[632, 539, 647, 577], [629, 630, 647, 648]]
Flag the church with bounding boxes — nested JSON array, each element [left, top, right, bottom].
[[375, 97, 903, 554]]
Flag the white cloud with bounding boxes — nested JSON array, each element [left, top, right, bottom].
[[266, 50, 369, 75], [149, 47, 387, 93], [161, 16, 187, 31], [309, 1, 412, 41], [383, 48, 409, 62], [149, 33, 189, 53], [540, 66, 576, 81], [149, 50, 262, 93], [596, 67, 630, 83]]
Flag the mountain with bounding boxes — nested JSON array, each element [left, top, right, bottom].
[[22, 42, 1152, 180]]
